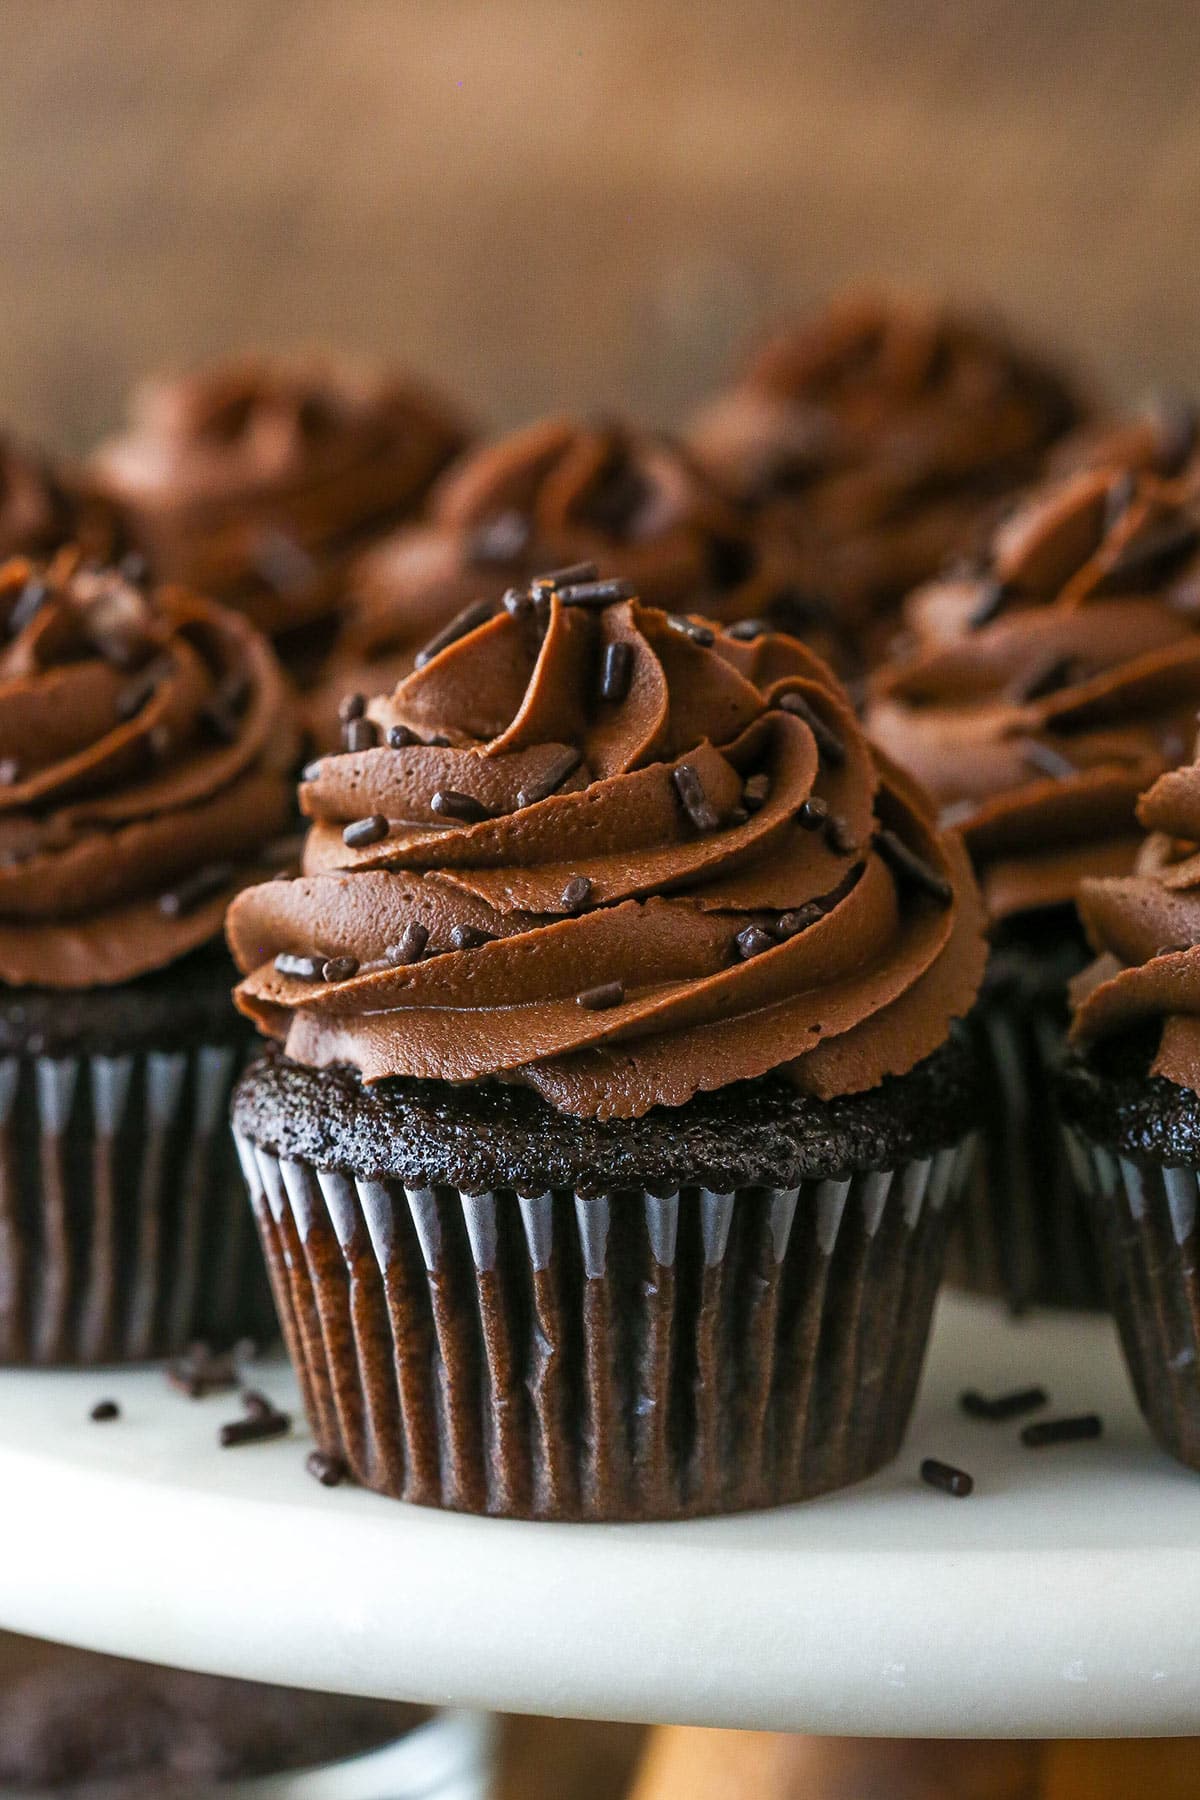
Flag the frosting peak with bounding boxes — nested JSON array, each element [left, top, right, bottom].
[[1071, 745, 1200, 1093], [89, 354, 471, 636], [231, 577, 985, 1119], [685, 291, 1083, 629], [0, 551, 296, 988], [867, 467, 1200, 925], [308, 416, 849, 748]]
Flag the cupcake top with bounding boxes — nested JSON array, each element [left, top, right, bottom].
[[88, 354, 471, 636], [230, 570, 985, 1120], [0, 551, 296, 989], [867, 467, 1200, 929], [308, 414, 848, 746], [1070, 744, 1200, 1092], [685, 291, 1083, 629]]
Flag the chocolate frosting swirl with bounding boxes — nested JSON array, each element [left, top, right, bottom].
[[1071, 745, 1200, 1092], [0, 552, 296, 988], [309, 415, 847, 746], [685, 291, 1084, 630], [88, 355, 471, 636], [231, 586, 985, 1119], [867, 467, 1200, 926]]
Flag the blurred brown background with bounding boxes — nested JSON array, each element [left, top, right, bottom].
[[2, 0, 1199, 453]]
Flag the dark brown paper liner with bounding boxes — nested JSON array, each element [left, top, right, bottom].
[[1068, 1130, 1200, 1470], [233, 1131, 973, 1521], [949, 994, 1105, 1310], [0, 1047, 275, 1365]]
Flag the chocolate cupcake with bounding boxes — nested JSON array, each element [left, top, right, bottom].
[[229, 576, 986, 1521], [88, 353, 471, 651], [0, 1631, 436, 1796], [307, 415, 852, 748], [1060, 747, 1200, 1469], [685, 290, 1085, 650], [867, 466, 1200, 1306], [0, 550, 297, 1362]]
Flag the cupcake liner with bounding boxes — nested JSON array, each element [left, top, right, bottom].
[[0, 1045, 275, 1365], [1068, 1130, 1200, 1467], [950, 992, 1105, 1310], [233, 1131, 974, 1521]]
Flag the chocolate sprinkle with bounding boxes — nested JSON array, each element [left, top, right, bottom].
[[8, 578, 48, 637], [577, 981, 625, 1010], [322, 956, 360, 983], [89, 1399, 120, 1422], [449, 923, 494, 950], [343, 715, 379, 753], [431, 789, 491, 824], [388, 725, 417, 748], [672, 762, 720, 832], [797, 796, 829, 831], [874, 828, 953, 904], [414, 595, 496, 668], [599, 640, 633, 704], [960, 1385, 1048, 1422], [274, 953, 325, 981], [115, 663, 163, 722], [306, 1449, 348, 1488], [779, 692, 846, 766], [338, 692, 366, 723], [966, 579, 1013, 631], [742, 772, 770, 813], [1011, 656, 1078, 704], [516, 745, 582, 808], [556, 577, 638, 608], [219, 1409, 291, 1449], [1021, 1413, 1102, 1448], [823, 813, 857, 855], [667, 613, 715, 647], [343, 814, 389, 848], [502, 585, 535, 618], [167, 1343, 239, 1398], [726, 618, 768, 642], [560, 874, 592, 912], [386, 922, 429, 965], [735, 925, 776, 960], [158, 861, 234, 918], [301, 759, 324, 783], [778, 904, 823, 937], [241, 1389, 275, 1420], [534, 560, 600, 589], [1021, 738, 1076, 781], [920, 1457, 973, 1497]]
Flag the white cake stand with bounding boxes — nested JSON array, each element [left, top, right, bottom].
[[0, 1291, 1197, 1740]]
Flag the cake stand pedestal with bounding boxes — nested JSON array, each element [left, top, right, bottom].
[[1, 1292, 1197, 1739]]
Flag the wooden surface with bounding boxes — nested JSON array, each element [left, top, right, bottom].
[[1, 2, 1200, 450], [629, 1728, 1200, 1800]]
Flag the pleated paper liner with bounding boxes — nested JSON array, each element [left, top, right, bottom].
[[0, 1046, 276, 1365], [950, 981, 1106, 1311], [1068, 1130, 1200, 1471], [234, 1132, 976, 1522]]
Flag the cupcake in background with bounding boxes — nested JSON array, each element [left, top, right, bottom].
[[867, 465, 1200, 1307], [230, 571, 986, 1521], [307, 414, 854, 748], [1061, 742, 1200, 1473], [0, 549, 298, 1362], [87, 352, 472, 655], [685, 290, 1086, 653]]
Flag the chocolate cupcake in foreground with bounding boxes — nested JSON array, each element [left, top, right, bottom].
[[230, 574, 986, 1521], [868, 467, 1200, 1307], [87, 353, 471, 654], [685, 290, 1085, 653], [0, 1631, 434, 1796], [307, 415, 852, 748], [1060, 747, 1200, 1470], [0, 550, 297, 1362]]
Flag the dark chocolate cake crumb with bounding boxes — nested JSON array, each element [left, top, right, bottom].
[[219, 1408, 291, 1448], [306, 1450, 348, 1488], [89, 1400, 120, 1423], [960, 1385, 1048, 1422]]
